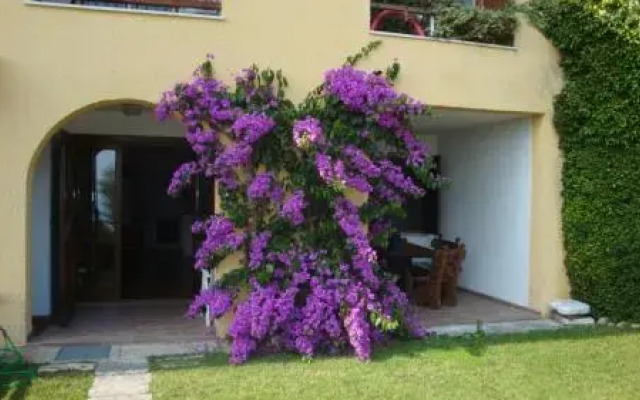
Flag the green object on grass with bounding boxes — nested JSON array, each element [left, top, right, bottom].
[[0, 326, 37, 389]]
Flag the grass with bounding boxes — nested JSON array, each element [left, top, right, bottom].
[[151, 327, 640, 400], [0, 372, 93, 400]]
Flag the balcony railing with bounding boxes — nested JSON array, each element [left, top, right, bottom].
[[370, 0, 517, 47], [31, 0, 222, 16]]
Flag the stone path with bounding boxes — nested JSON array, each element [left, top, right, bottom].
[[90, 361, 151, 400], [26, 340, 224, 400], [430, 319, 562, 336]]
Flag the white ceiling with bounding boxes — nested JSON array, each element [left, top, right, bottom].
[[63, 108, 184, 138], [64, 105, 530, 137], [412, 108, 530, 131]]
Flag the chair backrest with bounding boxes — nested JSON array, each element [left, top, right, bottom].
[[447, 244, 466, 276], [430, 236, 466, 277], [429, 247, 450, 281], [431, 234, 462, 250]]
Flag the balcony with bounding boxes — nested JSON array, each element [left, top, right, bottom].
[[370, 0, 517, 47], [29, 0, 222, 17]]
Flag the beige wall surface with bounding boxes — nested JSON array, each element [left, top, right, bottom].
[[0, 0, 566, 343]]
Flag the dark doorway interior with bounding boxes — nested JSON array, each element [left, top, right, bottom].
[[120, 144, 201, 300], [52, 134, 211, 321], [395, 155, 440, 234]]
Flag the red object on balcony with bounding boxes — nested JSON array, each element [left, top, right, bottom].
[[477, 0, 507, 10], [370, 9, 426, 37]]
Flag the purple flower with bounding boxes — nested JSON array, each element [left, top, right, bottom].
[[378, 160, 425, 197], [293, 117, 324, 149], [249, 231, 271, 269], [369, 219, 392, 240], [160, 56, 432, 365], [344, 306, 372, 361], [270, 185, 285, 204], [192, 216, 245, 270], [333, 160, 348, 186], [346, 176, 373, 193], [315, 153, 334, 183], [232, 113, 275, 144], [214, 143, 253, 171], [343, 146, 380, 178], [167, 162, 199, 197], [396, 129, 430, 167], [333, 197, 378, 280], [247, 173, 274, 201], [281, 190, 307, 226], [315, 153, 347, 188], [324, 66, 396, 114], [185, 127, 217, 156], [187, 288, 233, 321]]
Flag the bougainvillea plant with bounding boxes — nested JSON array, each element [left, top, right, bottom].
[[157, 42, 445, 364]]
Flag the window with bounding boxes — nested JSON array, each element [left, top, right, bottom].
[[31, 0, 222, 17]]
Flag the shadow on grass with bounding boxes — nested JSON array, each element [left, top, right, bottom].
[[0, 371, 35, 400], [374, 325, 637, 361], [149, 326, 639, 372], [0, 385, 29, 400]]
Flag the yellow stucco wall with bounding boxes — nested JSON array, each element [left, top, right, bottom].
[[0, 0, 567, 343]]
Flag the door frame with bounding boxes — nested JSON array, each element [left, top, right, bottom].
[[50, 133, 205, 322]]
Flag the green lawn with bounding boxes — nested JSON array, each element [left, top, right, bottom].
[[151, 328, 640, 400], [0, 373, 93, 400]]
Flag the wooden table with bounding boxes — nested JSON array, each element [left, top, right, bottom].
[[385, 239, 434, 295]]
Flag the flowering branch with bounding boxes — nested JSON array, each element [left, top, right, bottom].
[[158, 45, 442, 364]]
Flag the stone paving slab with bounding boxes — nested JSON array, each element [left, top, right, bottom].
[[109, 341, 221, 363], [90, 395, 152, 400], [56, 344, 111, 361], [38, 362, 96, 375], [22, 345, 60, 364], [430, 319, 561, 336], [96, 361, 149, 374], [89, 372, 151, 397]]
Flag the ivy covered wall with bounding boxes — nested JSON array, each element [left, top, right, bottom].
[[527, 0, 640, 321]]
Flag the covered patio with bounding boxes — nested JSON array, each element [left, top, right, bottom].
[[381, 107, 540, 324], [29, 300, 214, 346], [419, 290, 540, 328], [27, 293, 540, 347]]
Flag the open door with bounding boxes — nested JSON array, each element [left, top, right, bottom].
[[51, 133, 84, 325], [52, 133, 97, 325]]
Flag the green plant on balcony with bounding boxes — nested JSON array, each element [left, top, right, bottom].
[[435, 0, 517, 46], [370, 0, 518, 46]]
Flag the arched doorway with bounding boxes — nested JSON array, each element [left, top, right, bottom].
[[30, 101, 213, 342]]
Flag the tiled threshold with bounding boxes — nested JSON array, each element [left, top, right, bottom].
[[25, 319, 561, 365]]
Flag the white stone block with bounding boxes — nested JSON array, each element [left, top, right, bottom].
[[552, 313, 595, 326], [550, 299, 591, 316], [39, 362, 95, 375]]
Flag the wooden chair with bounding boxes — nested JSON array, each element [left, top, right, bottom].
[[411, 236, 467, 308], [412, 247, 449, 309], [441, 242, 466, 307]]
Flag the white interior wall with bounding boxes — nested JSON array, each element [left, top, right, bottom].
[[31, 143, 52, 316], [437, 119, 532, 307], [31, 108, 184, 317]]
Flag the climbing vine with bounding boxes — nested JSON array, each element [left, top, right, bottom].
[[527, 0, 640, 321], [157, 43, 445, 363]]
